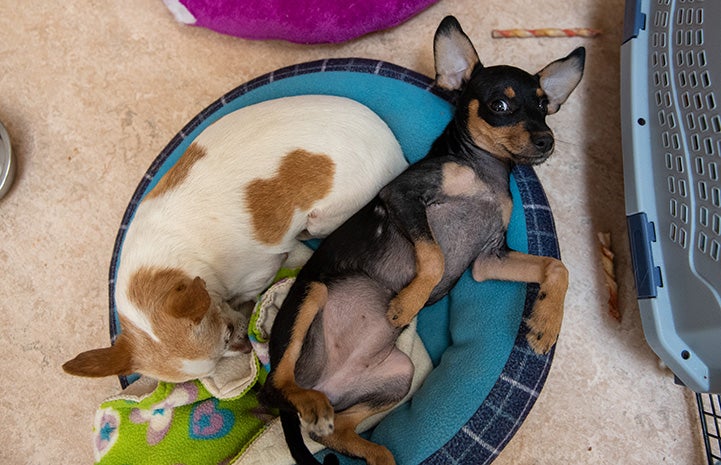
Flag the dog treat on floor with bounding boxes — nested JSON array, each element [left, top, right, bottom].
[[598, 232, 621, 322], [491, 28, 602, 39]]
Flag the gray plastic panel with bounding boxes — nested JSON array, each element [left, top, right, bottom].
[[622, 0, 721, 393]]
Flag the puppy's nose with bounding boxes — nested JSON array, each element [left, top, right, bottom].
[[532, 134, 554, 153]]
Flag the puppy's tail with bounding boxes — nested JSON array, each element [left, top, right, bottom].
[[279, 410, 339, 465]]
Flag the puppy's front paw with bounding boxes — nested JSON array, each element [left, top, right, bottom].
[[525, 289, 563, 354], [386, 295, 415, 328], [298, 390, 335, 437]]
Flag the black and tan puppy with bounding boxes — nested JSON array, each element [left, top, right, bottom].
[[260, 16, 585, 465]]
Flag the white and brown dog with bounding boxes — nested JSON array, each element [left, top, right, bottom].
[[63, 95, 408, 383]]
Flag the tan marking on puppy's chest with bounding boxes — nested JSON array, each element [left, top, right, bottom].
[[145, 142, 207, 200], [441, 162, 487, 197], [245, 150, 336, 245]]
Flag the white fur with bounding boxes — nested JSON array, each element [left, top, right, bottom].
[[115, 95, 408, 379]]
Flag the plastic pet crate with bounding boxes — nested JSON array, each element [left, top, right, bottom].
[[621, 0, 721, 394], [622, 0, 721, 462]]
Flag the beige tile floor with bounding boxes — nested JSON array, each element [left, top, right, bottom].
[[0, 0, 709, 463]]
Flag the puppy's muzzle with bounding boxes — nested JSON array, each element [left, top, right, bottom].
[[515, 132, 555, 164], [532, 133, 554, 155]]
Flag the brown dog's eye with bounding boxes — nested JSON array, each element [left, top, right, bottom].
[[489, 99, 510, 114], [224, 324, 234, 344]]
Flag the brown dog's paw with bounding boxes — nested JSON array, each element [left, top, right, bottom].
[[525, 289, 564, 354], [298, 390, 335, 437]]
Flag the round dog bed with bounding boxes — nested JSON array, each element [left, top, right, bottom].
[[109, 58, 561, 465]]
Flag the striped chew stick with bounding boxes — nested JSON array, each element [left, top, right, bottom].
[[491, 28, 602, 38]]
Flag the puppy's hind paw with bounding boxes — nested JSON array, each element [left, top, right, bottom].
[[298, 390, 335, 437], [301, 414, 334, 438]]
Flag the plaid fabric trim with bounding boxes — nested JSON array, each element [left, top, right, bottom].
[[107, 59, 559, 463]]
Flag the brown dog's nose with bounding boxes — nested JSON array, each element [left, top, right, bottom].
[[532, 134, 554, 153]]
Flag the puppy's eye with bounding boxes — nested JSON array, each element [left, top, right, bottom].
[[538, 97, 549, 113], [489, 99, 510, 114]]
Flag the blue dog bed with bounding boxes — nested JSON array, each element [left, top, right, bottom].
[[109, 58, 561, 465]]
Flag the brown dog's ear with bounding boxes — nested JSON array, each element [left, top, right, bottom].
[[62, 334, 134, 377], [165, 276, 210, 324], [433, 15, 481, 91], [537, 47, 586, 115]]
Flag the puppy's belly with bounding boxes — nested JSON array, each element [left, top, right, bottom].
[[296, 275, 409, 409]]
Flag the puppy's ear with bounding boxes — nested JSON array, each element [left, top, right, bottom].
[[165, 276, 210, 324], [433, 15, 481, 91], [62, 334, 135, 377], [537, 47, 586, 114]]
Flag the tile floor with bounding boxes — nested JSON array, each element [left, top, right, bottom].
[[0, 0, 708, 463]]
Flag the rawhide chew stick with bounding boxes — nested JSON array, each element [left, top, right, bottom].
[[598, 232, 621, 322], [491, 28, 602, 39]]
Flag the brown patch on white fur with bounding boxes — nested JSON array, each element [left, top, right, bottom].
[[467, 100, 533, 159], [387, 241, 445, 327], [245, 150, 336, 245], [441, 162, 485, 197], [145, 142, 207, 200], [128, 267, 210, 325]]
